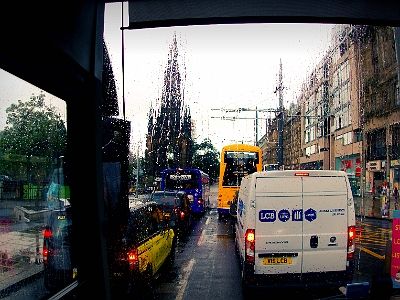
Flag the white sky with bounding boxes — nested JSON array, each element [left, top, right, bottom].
[[0, 2, 334, 155], [0, 69, 67, 130], [103, 2, 333, 153]]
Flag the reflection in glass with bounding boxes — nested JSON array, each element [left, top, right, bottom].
[[0, 74, 67, 297]]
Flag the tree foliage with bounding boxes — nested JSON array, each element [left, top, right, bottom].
[[0, 92, 67, 158], [192, 138, 220, 179]]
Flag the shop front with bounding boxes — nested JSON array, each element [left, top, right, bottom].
[[335, 155, 361, 196]]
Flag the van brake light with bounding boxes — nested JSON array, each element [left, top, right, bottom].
[[246, 231, 255, 243], [347, 226, 356, 259], [295, 172, 309, 176], [245, 229, 255, 263]]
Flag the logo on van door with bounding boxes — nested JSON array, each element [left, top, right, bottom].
[[259, 210, 276, 222], [304, 208, 317, 222], [292, 209, 303, 221], [259, 208, 317, 222], [278, 209, 290, 222]]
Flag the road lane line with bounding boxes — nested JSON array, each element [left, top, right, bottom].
[[175, 258, 195, 300], [197, 229, 205, 246], [359, 246, 385, 260]]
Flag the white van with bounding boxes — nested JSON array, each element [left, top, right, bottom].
[[233, 170, 356, 292]]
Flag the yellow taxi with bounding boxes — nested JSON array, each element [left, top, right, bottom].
[[108, 199, 176, 294]]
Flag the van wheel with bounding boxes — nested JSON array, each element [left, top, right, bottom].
[[234, 236, 240, 256], [241, 267, 252, 299]]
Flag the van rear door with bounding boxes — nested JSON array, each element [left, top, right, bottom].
[[254, 173, 349, 277], [255, 175, 303, 275], [302, 175, 348, 273]]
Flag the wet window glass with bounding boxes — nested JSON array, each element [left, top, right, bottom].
[[0, 70, 69, 297], [0, 1, 399, 299]]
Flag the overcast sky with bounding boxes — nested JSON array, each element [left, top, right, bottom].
[[103, 2, 333, 153], [0, 2, 334, 155]]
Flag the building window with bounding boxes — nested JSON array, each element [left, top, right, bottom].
[[392, 124, 400, 159], [366, 129, 386, 160], [339, 41, 348, 56], [371, 93, 377, 113], [382, 90, 388, 105], [355, 129, 362, 142]]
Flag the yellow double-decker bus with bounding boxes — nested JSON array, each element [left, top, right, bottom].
[[217, 144, 262, 219]]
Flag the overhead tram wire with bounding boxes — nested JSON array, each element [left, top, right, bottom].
[[210, 107, 279, 146]]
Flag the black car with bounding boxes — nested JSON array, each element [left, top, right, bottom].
[[43, 200, 76, 292], [150, 190, 193, 235]]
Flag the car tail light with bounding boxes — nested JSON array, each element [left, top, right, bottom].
[[347, 226, 356, 259], [43, 228, 52, 239], [245, 229, 255, 263], [43, 245, 49, 265], [180, 211, 185, 220], [127, 249, 139, 270], [198, 198, 203, 204]]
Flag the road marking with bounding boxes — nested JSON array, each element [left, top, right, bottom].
[[175, 258, 195, 300], [205, 217, 210, 225], [359, 246, 385, 260], [197, 229, 205, 246]]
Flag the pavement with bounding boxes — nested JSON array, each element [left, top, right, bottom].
[[0, 201, 46, 298], [354, 193, 398, 220], [0, 195, 399, 299]]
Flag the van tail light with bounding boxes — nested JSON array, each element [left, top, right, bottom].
[[347, 226, 356, 259], [294, 172, 309, 176], [127, 249, 139, 270], [245, 229, 255, 263], [43, 245, 49, 265]]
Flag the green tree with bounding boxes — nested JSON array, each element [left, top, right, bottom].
[[0, 92, 67, 177], [192, 138, 220, 179]]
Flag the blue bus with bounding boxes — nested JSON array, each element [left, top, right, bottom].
[[160, 168, 210, 214]]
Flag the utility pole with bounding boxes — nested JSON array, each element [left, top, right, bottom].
[[275, 59, 284, 169], [136, 147, 139, 198]]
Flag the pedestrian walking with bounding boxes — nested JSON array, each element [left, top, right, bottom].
[[371, 185, 376, 209], [394, 186, 399, 209]]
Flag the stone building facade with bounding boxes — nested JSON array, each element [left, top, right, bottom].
[[258, 25, 399, 196]]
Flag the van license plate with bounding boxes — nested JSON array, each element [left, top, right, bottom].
[[263, 257, 292, 265]]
